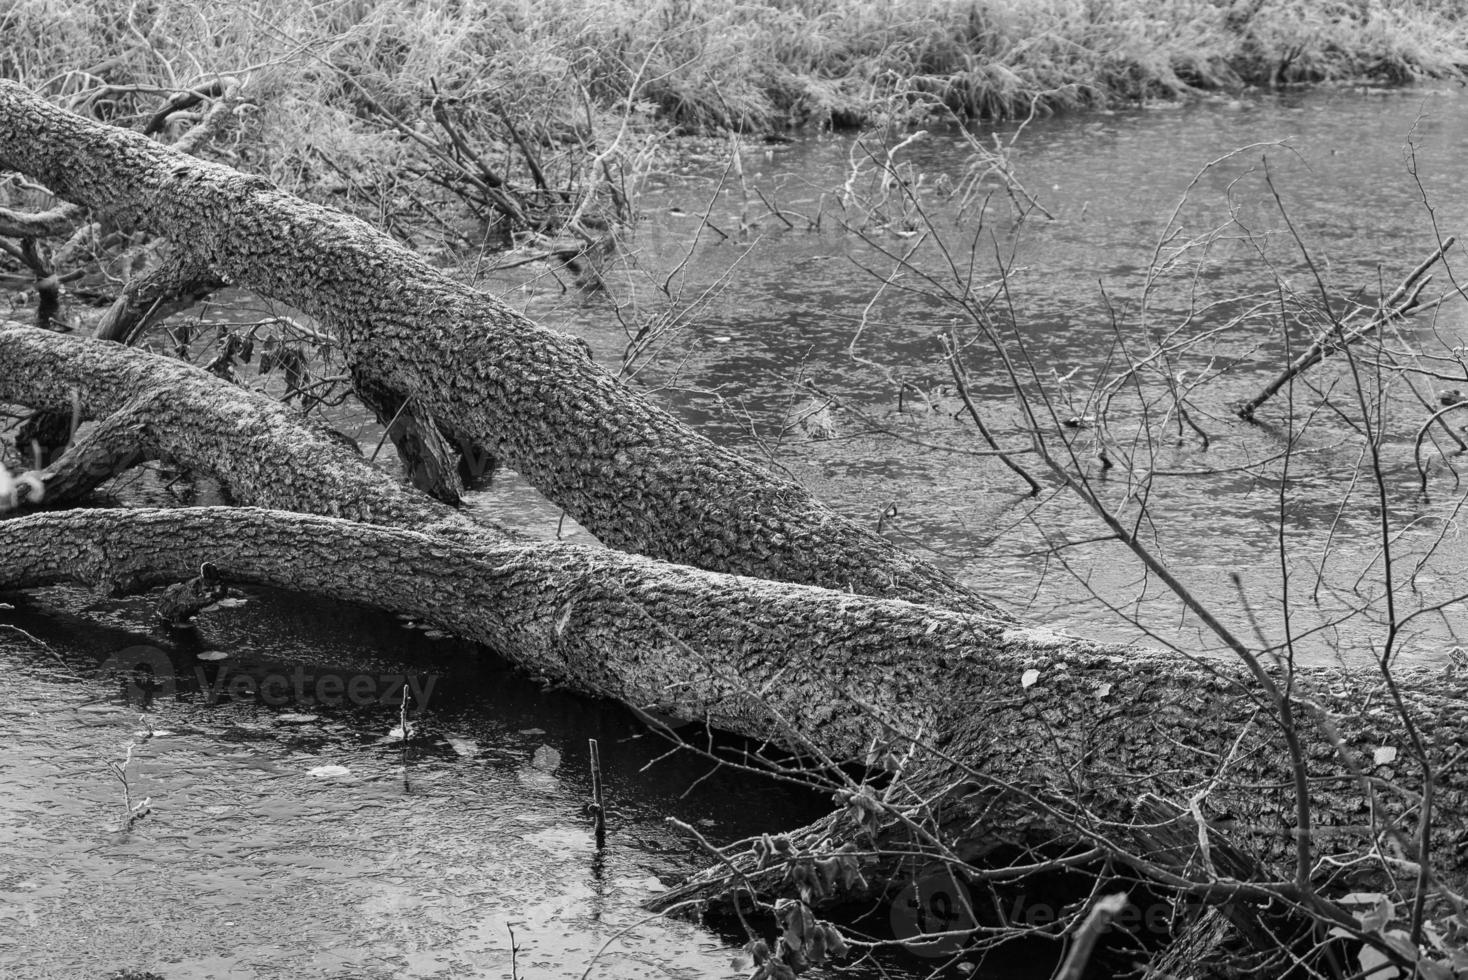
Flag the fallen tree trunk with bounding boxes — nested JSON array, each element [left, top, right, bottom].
[[0, 505, 1461, 897], [0, 500, 1463, 980], [0, 324, 487, 538], [0, 80, 998, 614], [2, 82, 1465, 972], [2, 322, 1462, 952]]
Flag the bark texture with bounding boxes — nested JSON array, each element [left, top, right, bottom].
[[92, 253, 225, 344], [0, 504, 1462, 904], [0, 325, 490, 538], [0, 80, 999, 615], [3, 82, 1465, 967]]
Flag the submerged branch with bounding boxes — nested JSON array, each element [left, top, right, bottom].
[[1237, 237, 1456, 421]]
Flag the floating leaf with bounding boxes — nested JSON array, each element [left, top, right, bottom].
[[516, 768, 560, 793], [307, 764, 350, 778], [446, 737, 479, 758], [197, 650, 229, 661], [1021, 669, 1040, 689], [1358, 942, 1398, 980], [1418, 961, 1455, 980], [1374, 746, 1398, 766], [1382, 929, 1419, 960], [277, 713, 319, 724], [1359, 895, 1395, 934]]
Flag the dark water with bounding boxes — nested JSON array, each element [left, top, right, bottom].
[[6, 86, 1468, 980]]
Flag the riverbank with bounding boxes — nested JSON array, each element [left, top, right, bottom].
[[3, 1, 1467, 226], [2, 0, 1468, 252], [2, 2, 1468, 134], [7, 1, 1467, 127]]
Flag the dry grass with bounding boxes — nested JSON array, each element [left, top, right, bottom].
[[1, 0, 1465, 202]]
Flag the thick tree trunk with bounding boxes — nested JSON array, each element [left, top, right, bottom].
[[2, 82, 1464, 971], [4, 317, 1463, 943], [0, 80, 999, 615], [0, 325, 487, 538], [0, 505, 1460, 897]]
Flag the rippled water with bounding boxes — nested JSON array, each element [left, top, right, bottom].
[[512, 85, 1468, 667], [0, 592, 835, 979], [7, 86, 1468, 980]]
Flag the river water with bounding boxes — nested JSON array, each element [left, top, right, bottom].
[[0, 595, 829, 979], [4, 86, 1468, 979], [507, 84, 1468, 669]]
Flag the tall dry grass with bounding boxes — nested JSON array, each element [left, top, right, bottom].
[[1, 0, 1465, 202]]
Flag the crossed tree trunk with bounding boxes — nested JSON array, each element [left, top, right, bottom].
[[1, 82, 1463, 974]]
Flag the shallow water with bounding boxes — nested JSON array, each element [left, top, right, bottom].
[[7, 85, 1468, 980], [0, 591, 834, 979]]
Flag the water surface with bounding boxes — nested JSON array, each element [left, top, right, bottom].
[[7, 85, 1468, 980], [0, 591, 830, 979], [511, 85, 1468, 667]]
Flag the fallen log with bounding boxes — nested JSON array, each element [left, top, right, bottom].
[[0, 504, 1463, 967], [0, 504, 1460, 878], [0, 324, 486, 538], [0, 79, 997, 614], [2, 82, 1465, 973]]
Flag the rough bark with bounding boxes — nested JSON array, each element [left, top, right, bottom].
[[0, 80, 999, 615], [350, 366, 465, 505], [0, 505, 1462, 913], [92, 253, 225, 344], [4, 323, 1462, 918], [3, 82, 1466, 969], [0, 325, 490, 538]]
